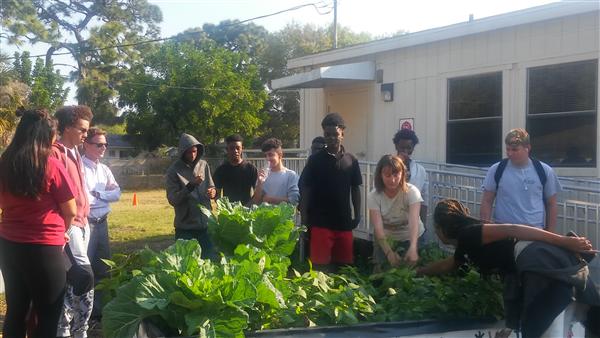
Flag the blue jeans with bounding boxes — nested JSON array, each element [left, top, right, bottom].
[[174, 228, 216, 260]]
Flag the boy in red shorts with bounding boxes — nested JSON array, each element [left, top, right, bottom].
[[299, 113, 362, 272]]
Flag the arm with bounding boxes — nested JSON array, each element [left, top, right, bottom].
[[544, 194, 558, 233], [419, 168, 429, 223], [165, 170, 191, 207], [263, 195, 290, 204], [251, 168, 268, 204], [351, 185, 361, 226], [300, 186, 311, 225], [482, 223, 595, 253], [286, 172, 300, 205], [59, 198, 77, 229], [417, 257, 459, 276], [404, 202, 421, 266], [204, 163, 216, 199], [419, 205, 428, 226], [212, 167, 224, 199], [370, 208, 401, 267], [480, 190, 496, 222], [263, 173, 301, 205], [96, 167, 121, 202]]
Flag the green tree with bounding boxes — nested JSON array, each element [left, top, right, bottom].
[[119, 41, 267, 150], [12, 52, 32, 86], [257, 23, 373, 147], [29, 58, 69, 111], [0, 52, 69, 147], [0, 54, 28, 148], [195, 21, 373, 148], [1, 0, 162, 124]]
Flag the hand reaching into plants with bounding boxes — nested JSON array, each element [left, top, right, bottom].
[[403, 247, 419, 267], [387, 251, 402, 267]]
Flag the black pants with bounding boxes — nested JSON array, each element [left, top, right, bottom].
[[0, 237, 66, 338], [174, 228, 216, 260]]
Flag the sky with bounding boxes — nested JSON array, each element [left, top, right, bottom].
[[152, 0, 558, 37], [3, 0, 562, 104]]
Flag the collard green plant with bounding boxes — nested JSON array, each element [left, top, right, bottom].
[[203, 198, 301, 258], [102, 202, 504, 337]]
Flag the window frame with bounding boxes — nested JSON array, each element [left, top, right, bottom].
[[446, 71, 504, 166], [525, 59, 598, 169]]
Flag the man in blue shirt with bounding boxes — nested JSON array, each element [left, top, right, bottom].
[[481, 128, 561, 232]]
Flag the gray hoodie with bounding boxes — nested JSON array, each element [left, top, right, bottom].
[[165, 133, 214, 230]]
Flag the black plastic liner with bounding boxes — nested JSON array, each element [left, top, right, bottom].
[[247, 318, 501, 338]]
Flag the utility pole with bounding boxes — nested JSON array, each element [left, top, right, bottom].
[[333, 0, 338, 49]]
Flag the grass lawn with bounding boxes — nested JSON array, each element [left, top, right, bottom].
[[108, 189, 175, 254], [0, 189, 176, 330]]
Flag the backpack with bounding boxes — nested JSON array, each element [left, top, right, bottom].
[[494, 158, 547, 204]]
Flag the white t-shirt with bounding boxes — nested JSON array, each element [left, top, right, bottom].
[[408, 160, 428, 206], [367, 183, 425, 241]]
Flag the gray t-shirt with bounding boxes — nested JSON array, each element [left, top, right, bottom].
[[482, 159, 561, 228], [367, 183, 425, 241], [262, 168, 300, 205]]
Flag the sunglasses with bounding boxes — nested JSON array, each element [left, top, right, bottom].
[[87, 142, 109, 148]]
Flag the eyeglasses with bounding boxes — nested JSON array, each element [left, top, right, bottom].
[[396, 145, 414, 152], [87, 142, 108, 148]]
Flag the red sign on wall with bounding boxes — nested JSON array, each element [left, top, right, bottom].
[[399, 118, 414, 130]]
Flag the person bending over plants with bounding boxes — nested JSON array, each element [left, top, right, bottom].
[[418, 199, 600, 338], [368, 155, 424, 271]]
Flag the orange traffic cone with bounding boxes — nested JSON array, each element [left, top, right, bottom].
[[132, 192, 138, 206]]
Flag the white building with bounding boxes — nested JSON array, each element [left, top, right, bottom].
[[273, 2, 600, 178]]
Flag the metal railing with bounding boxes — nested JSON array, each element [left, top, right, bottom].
[[258, 158, 600, 248], [104, 155, 599, 247]]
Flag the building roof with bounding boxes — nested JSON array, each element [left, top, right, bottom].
[[271, 61, 375, 89], [286, 1, 599, 70], [107, 134, 134, 149]]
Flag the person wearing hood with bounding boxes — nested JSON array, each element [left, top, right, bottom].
[[166, 133, 216, 259]]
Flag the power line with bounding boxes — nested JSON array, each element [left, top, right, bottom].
[[1, 1, 333, 61]]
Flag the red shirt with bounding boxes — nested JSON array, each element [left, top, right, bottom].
[[0, 157, 76, 245]]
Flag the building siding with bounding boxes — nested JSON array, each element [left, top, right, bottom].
[[298, 11, 599, 176]]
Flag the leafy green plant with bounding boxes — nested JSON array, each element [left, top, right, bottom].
[[102, 202, 504, 337], [102, 240, 289, 337], [370, 266, 503, 321], [203, 198, 301, 258]]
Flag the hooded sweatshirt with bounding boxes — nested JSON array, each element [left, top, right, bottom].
[[51, 141, 90, 227], [165, 133, 214, 230]]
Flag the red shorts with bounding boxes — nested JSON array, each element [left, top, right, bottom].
[[309, 226, 353, 265]]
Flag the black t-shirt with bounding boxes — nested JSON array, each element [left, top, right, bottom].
[[453, 224, 517, 275], [213, 160, 258, 205], [300, 148, 362, 231]]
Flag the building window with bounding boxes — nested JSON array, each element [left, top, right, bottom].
[[447, 72, 502, 166], [109, 150, 116, 158], [527, 60, 597, 167]]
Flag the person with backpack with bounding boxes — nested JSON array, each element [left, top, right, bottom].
[[481, 128, 562, 232]]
